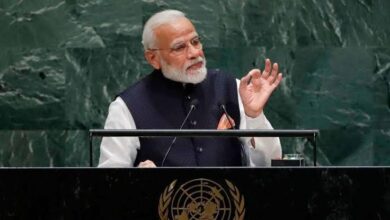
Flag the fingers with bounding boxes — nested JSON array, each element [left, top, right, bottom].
[[268, 63, 279, 83], [138, 160, 157, 168], [217, 113, 235, 129], [262, 58, 282, 85], [262, 58, 272, 78], [272, 73, 283, 87], [217, 114, 228, 129], [262, 58, 278, 78], [242, 59, 283, 88], [240, 69, 261, 87]]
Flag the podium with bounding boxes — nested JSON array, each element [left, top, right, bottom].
[[0, 167, 389, 219], [89, 129, 320, 167]]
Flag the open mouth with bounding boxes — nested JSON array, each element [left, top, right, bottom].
[[186, 61, 203, 71]]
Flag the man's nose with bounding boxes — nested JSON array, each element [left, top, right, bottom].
[[186, 44, 201, 59]]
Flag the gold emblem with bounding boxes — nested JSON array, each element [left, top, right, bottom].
[[158, 178, 245, 220]]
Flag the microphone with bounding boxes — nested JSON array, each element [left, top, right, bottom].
[[219, 103, 249, 166], [161, 99, 199, 166], [219, 104, 236, 129]]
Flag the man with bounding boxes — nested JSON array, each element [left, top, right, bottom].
[[98, 9, 283, 168]]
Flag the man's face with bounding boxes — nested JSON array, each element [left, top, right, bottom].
[[151, 17, 207, 84]]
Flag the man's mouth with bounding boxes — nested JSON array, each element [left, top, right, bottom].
[[186, 61, 203, 71]]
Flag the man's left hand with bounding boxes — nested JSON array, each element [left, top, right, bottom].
[[239, 58, 283, 118]]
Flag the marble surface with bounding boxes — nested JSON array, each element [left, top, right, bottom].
[[0, 0, 389, 166]]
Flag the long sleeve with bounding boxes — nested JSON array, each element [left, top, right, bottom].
[[98, 97, 140, 167], [236, 79, 282, 166]]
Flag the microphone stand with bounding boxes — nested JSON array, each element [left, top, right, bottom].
[[161, 101, 198, 166], [220, 104, 249, 166]]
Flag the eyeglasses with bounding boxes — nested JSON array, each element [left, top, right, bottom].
[[148, 36, 202, 56]]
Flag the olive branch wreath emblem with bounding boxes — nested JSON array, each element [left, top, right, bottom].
[[158, 179, 245, 220], [158, 180, 177, 220]]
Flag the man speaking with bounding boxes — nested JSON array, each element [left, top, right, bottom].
[[98, 9, 283, 167]]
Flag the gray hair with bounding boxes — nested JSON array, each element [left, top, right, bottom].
[[142, 10, 186, 50]]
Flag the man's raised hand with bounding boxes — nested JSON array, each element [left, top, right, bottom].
[[239, 58, 283, 118]]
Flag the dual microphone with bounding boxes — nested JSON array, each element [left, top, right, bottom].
[[161, 100, 248, 167]]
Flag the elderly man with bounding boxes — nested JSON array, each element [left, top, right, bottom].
[[98, 9, 283, 167]]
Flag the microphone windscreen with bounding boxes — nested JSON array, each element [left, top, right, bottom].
[[219, 103, 226, 112], [190, 99, 199, 109]]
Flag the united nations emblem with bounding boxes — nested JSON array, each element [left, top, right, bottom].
[[158, 178, 245, 220]]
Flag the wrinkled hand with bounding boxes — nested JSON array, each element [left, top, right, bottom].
[[239, 58, 283, 118], [138, 160, 157, 168]]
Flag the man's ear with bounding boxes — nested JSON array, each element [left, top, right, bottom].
[[144, 50, 161, 70]]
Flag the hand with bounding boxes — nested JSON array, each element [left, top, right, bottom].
[[239, 58, 283, 118], [217, 113, 235, 129], [138, 160, 157, 168]]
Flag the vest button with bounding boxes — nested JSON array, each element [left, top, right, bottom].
[[196, 146, 203, 153], [190, 120, 197, 126], [186, 95, 191, 100]]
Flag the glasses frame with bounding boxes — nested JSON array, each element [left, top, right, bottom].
[[148, 36, 202, 56]]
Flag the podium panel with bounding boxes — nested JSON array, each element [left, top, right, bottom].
[[0, 167, 389, 219]]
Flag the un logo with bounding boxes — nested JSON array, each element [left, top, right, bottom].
[[158, 178, 245, 220]]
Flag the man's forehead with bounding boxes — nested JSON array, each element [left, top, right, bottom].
[[154, 18, 198, 45], [170, 32, 198, 45]]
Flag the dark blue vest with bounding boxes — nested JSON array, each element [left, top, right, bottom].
[[119, 69, 242, 167]]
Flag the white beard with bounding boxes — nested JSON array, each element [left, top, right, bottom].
[[160, 56, 207, 84]]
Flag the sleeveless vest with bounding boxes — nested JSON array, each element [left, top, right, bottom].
[[119, 69, 242, 166]]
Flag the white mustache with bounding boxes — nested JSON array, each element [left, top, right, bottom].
[[184, 57, 204, 69]]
